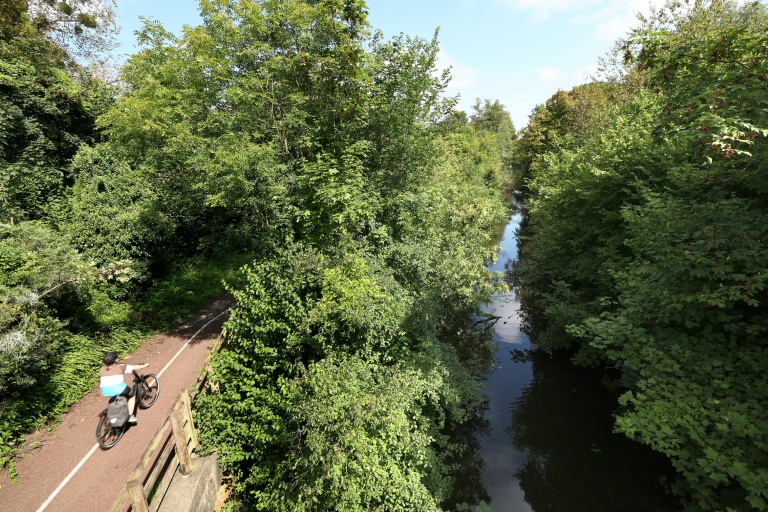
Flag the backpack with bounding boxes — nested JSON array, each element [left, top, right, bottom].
[[106, 396, 130, 428]]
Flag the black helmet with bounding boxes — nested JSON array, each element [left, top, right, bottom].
[[103, 351, 118, 365]]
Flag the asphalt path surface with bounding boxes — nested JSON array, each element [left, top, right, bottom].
[[0, 295, 234, 512]]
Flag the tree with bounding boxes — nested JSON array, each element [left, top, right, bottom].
[[575, 2, 768, 509], [197, 240, 496, 509], [512, 82, 619, 197], [0, 0, 117, 225], [470, 99, 515, 138], [626, 0, 768, 161], [512, 90, 665, 358], [278, 355, 448, 511], [27, 0, 119, 69], [0, 38, 103, 224], [62, 146, 173, 285], [512, 1, 768, 509], [99, 0, 454, 252], [0, 1, 27, 40], [579, 194, 768, 511], [469, 99, 516, 188]]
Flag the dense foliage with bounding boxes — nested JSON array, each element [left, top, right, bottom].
[[164, 1, 512, 508], [0, 1, 274, 478], [1, 0, 514, 508], [512, 1, 768, 510]]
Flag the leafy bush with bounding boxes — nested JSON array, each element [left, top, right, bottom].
[[196, 243, 491, 510], [64, 145, 173, 283]]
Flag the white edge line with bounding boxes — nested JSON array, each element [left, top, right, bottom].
[[35, 444, 99, 512], [157, 309, 228, 378], [36, 308, 229, 511]]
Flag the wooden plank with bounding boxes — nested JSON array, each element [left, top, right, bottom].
[[180, 390, 199, 449], [109, 487, 130, 512], [142, 433, 175, 495], [127, 479, 150, 512], [181, 389, 191, 419], [182, 417, 197, 449], [149, 452, 180, 512], [171, 408, 193, 476], [129, 419, 172, 482]]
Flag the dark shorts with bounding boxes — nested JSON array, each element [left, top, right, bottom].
[[118, 386, 135, 398]]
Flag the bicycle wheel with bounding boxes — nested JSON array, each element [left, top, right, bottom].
[[96, 415, 126, 450], [138, 374, 160, 409]]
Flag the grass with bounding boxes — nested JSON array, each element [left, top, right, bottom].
[[133, 252, 253, 329]]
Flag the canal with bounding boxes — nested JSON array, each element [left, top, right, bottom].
[[470, 208, 678, 512]]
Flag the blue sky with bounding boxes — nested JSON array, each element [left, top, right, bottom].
[[114, 0, 659, 130]]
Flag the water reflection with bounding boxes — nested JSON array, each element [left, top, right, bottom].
[[507, 349, 676, 512], [443, 409, 492, 510], [448, 208, 678, 512], [440, 288, 498, 508], [473, 291, 534, 512]]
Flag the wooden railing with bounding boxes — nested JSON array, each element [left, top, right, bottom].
[[109, 390, 198, 512]]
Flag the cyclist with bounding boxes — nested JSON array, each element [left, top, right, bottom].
[[99, 352, 150, 424]]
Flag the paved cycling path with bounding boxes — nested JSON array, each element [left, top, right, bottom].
[[0, 295, 234, 512]]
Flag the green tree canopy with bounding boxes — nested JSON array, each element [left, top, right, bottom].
[[512, 1, 768, 509]]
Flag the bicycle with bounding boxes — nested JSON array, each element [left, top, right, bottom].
[[96, 372, 160, 450]]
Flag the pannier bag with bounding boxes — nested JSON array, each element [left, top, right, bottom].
[[107, 396, 130, 427]]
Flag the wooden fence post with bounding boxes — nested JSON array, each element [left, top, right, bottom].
[[127, 479, 149, 512], [181, 390, 198, 449], [171, 408, 193, 475]]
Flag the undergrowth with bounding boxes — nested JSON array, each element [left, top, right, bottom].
[[0, 251, 254, 480]]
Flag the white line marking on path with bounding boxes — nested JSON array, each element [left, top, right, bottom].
[[35, 444, 98, 512], [36, 309, 229, 511], [158, 310, 228, 379]]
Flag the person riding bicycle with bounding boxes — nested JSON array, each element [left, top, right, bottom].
[[99, 352, 150, 424]]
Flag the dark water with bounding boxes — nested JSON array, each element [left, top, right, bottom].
[[465, 211, 678, 512]]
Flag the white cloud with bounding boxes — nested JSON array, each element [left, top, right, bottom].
[[502, 0, 657, 37], [434, 50, 480, 90], [593, 0, 655, 40], [501, 0, 600, 23], [538, 67, 562, 83]]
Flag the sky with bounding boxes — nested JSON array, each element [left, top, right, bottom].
[[113, 0, 662, 130]]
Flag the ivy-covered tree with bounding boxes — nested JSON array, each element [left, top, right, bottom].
[[0, 1, 115, 225], [0, 51, 97, 224]]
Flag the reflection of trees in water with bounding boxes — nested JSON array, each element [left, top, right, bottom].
[[444, 314, 498, 375], [504, 247, 548, 344], [441, 319, 496, 509], [506, 350, 678, 512], [443, 407, 492, 510]]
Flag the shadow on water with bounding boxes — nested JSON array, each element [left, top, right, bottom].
[[446, 205, 678, 512], [507, 349, 677, 512]]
